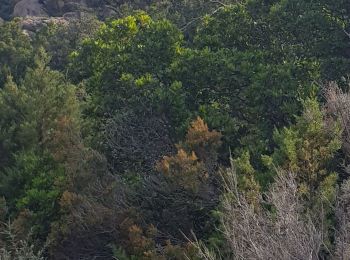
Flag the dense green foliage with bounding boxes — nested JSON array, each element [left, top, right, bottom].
[[1, 0, 350, 259]]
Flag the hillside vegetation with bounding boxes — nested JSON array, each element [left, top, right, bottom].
[[1, 0, 350, 259]]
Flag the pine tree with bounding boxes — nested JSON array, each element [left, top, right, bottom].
[[263, 98, 341, 199], [0, 49, 81, 240]]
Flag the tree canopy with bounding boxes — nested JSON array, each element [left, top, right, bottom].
[[1, 0, 350, 259]]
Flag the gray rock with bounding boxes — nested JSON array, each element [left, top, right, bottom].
[[100, 6, 118, 18], [63, 11, 80, 19], [20, 16, 68, 33], [13, 0, 48, 17]]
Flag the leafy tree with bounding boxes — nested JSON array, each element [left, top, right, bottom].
[[1, 0, 350, 258], [266, 0, 350, 80], [72, 12, 188, 152], [73, 12, 182, 113], [147, 0, 233, 37], [194, 4, 267, 51], [172, 46, 318, 165]]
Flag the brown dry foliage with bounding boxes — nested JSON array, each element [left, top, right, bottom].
[[181, 117, 222, 174], [156, 116, 222, 192], [156, 149, 208, 192], [183, 117, 222, 160]]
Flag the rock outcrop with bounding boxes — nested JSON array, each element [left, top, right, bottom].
[[43, 0, 88, 16], [11, 0, 91, 18], [18, 16, 69, 38], [0, 0, 118, 21], [9, 0, 90, 36], [13, 0, 48, 17]]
